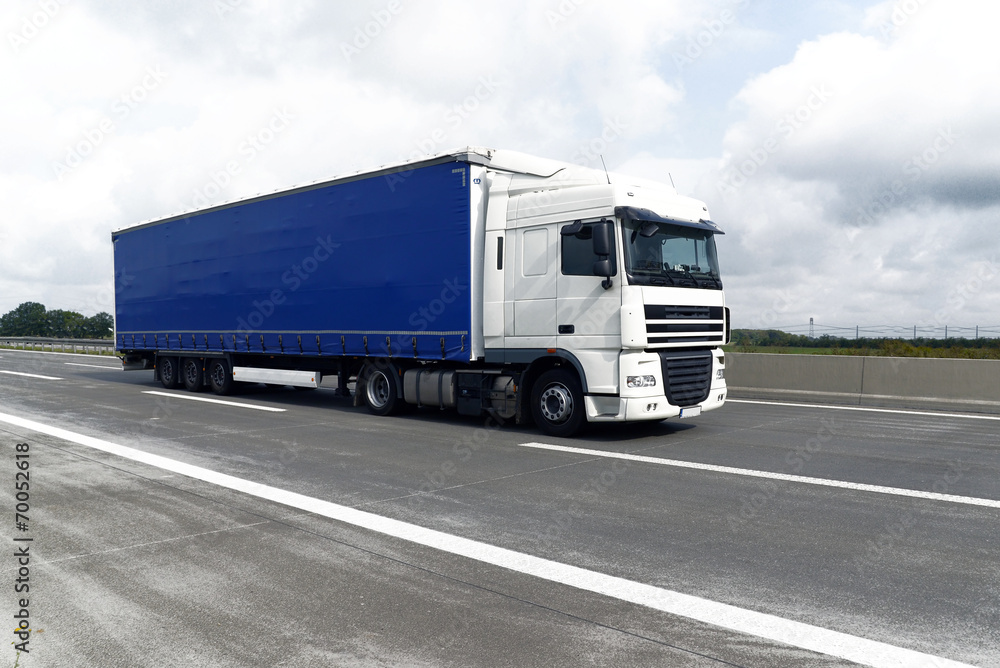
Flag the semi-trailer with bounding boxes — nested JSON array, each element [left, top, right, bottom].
[[113, 147, 729, 436]]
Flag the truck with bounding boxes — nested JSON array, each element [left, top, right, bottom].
[[113, 147, 729, 436]]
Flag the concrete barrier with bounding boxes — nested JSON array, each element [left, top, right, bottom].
[[726, 352, 1000, 413]]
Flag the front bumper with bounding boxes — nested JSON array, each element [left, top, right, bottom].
[[583, 348, 728, 422]]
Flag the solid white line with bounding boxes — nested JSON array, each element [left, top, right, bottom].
[[519, 442, 1000, 510], [0, 411, 976, 668], [728, 398, 1000, 421], [0, 348, 116, 359], [65, 362, 121, 370], [0, 370, 63, 380], [142, 390, 286, 412]]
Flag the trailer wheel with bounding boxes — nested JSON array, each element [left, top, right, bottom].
[[531, 369, 585, 437], [158, 356, 181, 389], [182, 358, 204, 391], [207, 359, 233, 395], [362, 364, 401, 416]]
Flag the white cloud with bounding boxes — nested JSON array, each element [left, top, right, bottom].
[[666, 0, 1000, 329]]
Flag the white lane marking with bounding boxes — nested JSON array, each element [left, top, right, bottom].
[[728, 398, 1000, 421], [0, 370, 63, 380], [0, 411, 976, 668], [142, 390, 286, 413], [65, 362, 121, 370], [519, 442, 1000, 510], [0, 348, 116, 359]]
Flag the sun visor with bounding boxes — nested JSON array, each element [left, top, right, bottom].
[[615, 206, 725, 235]]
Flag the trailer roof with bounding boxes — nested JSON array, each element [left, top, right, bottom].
[[113, 147, 599, 235]]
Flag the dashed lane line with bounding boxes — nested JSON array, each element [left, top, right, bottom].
[[518, 442, 1000, 509]]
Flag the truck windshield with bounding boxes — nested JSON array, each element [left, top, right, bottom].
[[622, 219, 722, 289]]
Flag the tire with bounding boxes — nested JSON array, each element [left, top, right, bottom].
[[182, 358, 204, 391], [531, 369, 585, 437], [208, 359, 234, 395], [158, 356, 181, 389], [362, 363, 401, 416]]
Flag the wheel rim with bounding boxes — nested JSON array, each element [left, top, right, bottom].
[[184, 361, 199, 385], [210, 363, 226, 387], [366, 371, 391, 409], [161, 359, 174, 381], [539, 383, 573, 424]]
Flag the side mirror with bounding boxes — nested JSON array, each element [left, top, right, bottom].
[[592, 220, 614, 289]]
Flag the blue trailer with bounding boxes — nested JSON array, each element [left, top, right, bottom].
[[115, 148, 730, 435]]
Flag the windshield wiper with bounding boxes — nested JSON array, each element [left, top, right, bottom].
[[666, 267, 700, 287], [690, 271, 722, 289]]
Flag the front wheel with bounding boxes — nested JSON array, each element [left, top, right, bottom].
[[531, 369, 586, 437], [362, 363, 402, 416]]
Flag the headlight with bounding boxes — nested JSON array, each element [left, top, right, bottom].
[[716, 369, 725, 379], [627, 375, 657, 388]]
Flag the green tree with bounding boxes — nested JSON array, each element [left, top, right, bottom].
[[0, 302, 48, 336], [47, 309, 89, 337], [84, 312, 114, 338]]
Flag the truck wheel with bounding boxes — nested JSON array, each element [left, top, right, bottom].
[[208, 359, 233, 395], [158, 356, 181, 389], [182, 358, 204, 391], [531, 369, 585, 437], [362, 364, 401, 416]]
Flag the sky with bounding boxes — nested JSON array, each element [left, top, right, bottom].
[[1, 0, 998, 336]]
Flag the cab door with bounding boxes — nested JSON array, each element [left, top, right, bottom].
[[556, 220, 622, 374], [510, 225, 558, 346]]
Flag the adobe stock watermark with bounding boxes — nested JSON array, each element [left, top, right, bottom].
[[727, 417, 837, 531], [8, 0, 70, 53], [407, 414, 504, 510], [535, 458, 631, 548], [674, 0, 750, 72], [81, 270, 135, 332], [366, 276, 468, 360], [746, 290, 795, 330], [141, 392, 178, 435], [872, 0, 930, 39], [852, 127, 958, 229], [340, 0, 403, 62], [918, 256, 998, 332], [52, 66, 168, 181], [214, 0, 257, 19], [717, 85, 834, 196], [183, 107, 294, 211], [852, 459, 970, 577], [545, 0, 589, 29], [235, 233, 339, 336], [571, 115, 629, 167], [385, 75, 499, 192], [515, 115, 631, 220]]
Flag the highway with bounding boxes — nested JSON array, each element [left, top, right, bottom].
[[1, 348, 997, 667]]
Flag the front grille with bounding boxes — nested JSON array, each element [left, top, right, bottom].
[[659, 350, 713, 406], [644, 305, 726, 348]]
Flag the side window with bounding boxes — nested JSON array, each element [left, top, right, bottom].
[[561, 222, 617, 276]]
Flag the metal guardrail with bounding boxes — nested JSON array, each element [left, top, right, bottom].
[[0, 337, 116, 355]]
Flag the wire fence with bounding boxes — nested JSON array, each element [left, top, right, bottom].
[[762, 324, 1000, 340]]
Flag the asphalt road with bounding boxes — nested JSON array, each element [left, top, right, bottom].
[[0, 348, 997, 667]]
